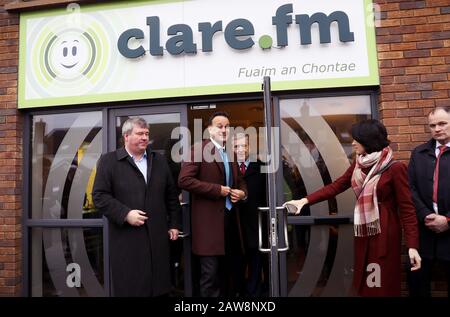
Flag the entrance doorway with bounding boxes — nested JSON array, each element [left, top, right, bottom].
[[186, 100, 266, 296], [25, 93, 375, 297]]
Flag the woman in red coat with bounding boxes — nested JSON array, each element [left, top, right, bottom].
[[284, 119, 421, 296]]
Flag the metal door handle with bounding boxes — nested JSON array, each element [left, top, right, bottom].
[[179, 201, 190, 238], [178, 231, 189, 238], [258, 206, 289, 253]]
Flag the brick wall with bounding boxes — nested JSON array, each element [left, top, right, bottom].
[[375, 0, 449, 297], [375, 0, 450, 161], [0, 0, 21, 297]]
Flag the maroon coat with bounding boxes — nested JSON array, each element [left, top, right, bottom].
[[178, 140, 247, 256], [307, 160, 419, 296]]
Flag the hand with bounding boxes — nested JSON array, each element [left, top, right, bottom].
[[125, 209, 148, 226], [168, 229, 179, 240], [221, 186, 231, 197], [230, 189, 245, 203], [408, 248, 421, 271], [282, 198, 309, 215], [425, 214, 449, 233]]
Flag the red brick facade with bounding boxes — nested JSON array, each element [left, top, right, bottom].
[[0, 0, 21, 297], [375, 0, 449, 297], [0, 0, 448, 296], [375, 0, 450, 162], [0, 1, 23, 296]]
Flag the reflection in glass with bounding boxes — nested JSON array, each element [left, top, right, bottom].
[[116, 113, 180, 155], [31, 112, 102, 219], [280, 96, 371, 296], [31, 227, 104, 297], [286, 225, 354, 296]]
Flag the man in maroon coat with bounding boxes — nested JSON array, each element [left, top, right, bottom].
[[178, 112, 247, 297]]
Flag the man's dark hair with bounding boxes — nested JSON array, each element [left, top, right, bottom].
[[208, 111, 230, 126], [351, 119, 390, 154], [428, 106, 450, 116]]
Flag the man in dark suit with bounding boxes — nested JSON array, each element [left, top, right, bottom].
[[408, 106, 450, 297], [178, 111, 247, 297], [93, 117, 181, 297], [233, 133, 269, 297]]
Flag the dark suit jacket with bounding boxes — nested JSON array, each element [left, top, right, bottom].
[[93, 146, 181, 296], [238, 160, 267, 250], [178, 139, 247, 256], [408, 138, 450, 261]]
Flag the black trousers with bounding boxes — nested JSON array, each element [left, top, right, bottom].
[[408, 258, 450, 297], [199, 208, 245, 297], [244, 247, 269, 296]]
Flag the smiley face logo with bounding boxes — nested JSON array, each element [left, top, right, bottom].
[[29, 13, 114, 98], [44, 29, 97, 82], [59, 39, 82, 69]]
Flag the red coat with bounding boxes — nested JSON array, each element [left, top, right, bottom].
[[178, 140, 247, 255], [307, 160, 419, 296]]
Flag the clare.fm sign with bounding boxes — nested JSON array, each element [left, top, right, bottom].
[[19, 0, 379, 108]]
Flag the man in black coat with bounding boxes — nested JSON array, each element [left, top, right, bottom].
[[233, 133, 269, 296], [408, 107, 450, 297], [93, 117, 181, 297]]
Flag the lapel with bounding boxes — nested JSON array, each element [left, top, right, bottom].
[[425, 139, 437, 159], [421, 139, 439, 181], [116, 146, 152, 185], [117, 147, 140, 173], [146, 147, 154, 185], [244, 162, 258, 178], [206, 140, 225, 176]]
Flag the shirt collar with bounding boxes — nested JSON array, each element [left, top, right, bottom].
[[210, 137, 225, 151], [125, 147, 147, 161], [238, 159, 250, 167], [435, 141, 450, 150]]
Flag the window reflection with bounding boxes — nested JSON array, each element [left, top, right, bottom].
[[116, 113, 180, 154], [280, 95, 371, 296], [31, 227, 104, 297], [31, 112, 102, 219]]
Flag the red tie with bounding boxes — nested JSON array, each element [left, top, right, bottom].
[[433, 145, 447, 203], [240, 162, 246, 175]]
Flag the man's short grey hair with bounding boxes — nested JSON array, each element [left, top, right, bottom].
[[428, 106, 450, 116], [122, 117, 148, 136]]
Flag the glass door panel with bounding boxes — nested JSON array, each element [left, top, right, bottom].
[[277, 95, 373, 297]]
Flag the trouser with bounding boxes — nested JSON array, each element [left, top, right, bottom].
[[408, 258, 450, 297], [244, 247, 269, 296], [198, 209, 245, 297]]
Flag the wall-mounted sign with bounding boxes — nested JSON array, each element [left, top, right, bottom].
[[19, 0, 379, 108]]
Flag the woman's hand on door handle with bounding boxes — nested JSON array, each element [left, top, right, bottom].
[[283, 198, 309, 215]]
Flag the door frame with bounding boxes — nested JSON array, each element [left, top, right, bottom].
[[22, 106, 109, 297], [270, 90, 378, 296], [109, 104, 193, 296]]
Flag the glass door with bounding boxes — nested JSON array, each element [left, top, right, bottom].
[[109, 105, 192, 296], [271, 94, 375, 296], [28, 111, 106, 297]]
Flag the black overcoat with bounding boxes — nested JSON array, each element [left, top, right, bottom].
[[408, 138, 450, 261], [93, 147, 181, 296]]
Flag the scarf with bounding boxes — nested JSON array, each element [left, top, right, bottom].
[[351, 146, 393, 237]]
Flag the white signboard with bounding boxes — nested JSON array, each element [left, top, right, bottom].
[[19, 0, 378, 108]]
